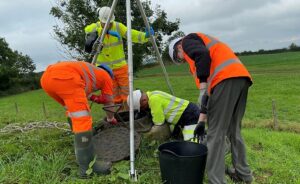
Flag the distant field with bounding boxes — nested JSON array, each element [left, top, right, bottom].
[[0, 51, 300, 183], [136, 52, 300, 126]]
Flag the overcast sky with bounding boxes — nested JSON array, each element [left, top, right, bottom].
[[1, 0, 300, 71]]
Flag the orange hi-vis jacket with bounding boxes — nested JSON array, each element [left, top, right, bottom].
[[40, 61, 113, 133], [43, 61, 113, 96], [182, 33, 252, 94]]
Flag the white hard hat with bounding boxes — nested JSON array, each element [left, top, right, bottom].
[[168, 37, 183, 65], [127, 90, 142, 112], [98, 6, 115, 23]]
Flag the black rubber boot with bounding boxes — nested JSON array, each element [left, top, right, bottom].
[[74, 131, 112, 178]]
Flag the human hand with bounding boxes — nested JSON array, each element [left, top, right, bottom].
[[107, 30, 121, 40], [145, 27, 154, 38], [89, 94, 109, 104], [107, 117, 118, 125], [194, 121, 205, 140]]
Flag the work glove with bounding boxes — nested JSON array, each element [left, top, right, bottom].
[[89, 94, 109, 104], [145, 26, 154, 38], [194, 121, 206, 141], [107, 30, 121, 40], [107, 117, 118, 125]]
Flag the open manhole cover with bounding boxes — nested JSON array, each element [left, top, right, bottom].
[[92, 126, 141, 162], [115, 110, 153, 133]]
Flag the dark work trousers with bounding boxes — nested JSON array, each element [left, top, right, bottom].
[[177, 102, 200, 126], [206, 77, 253, 184], [172, 102, 200, 139]]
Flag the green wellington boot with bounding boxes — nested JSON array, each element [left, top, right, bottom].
[[74, 131, 112, 178]]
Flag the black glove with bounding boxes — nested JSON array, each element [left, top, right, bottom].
[[194, 121, 206, 140]]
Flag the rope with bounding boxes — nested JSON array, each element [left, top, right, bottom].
[[0, 121, 71, 134]]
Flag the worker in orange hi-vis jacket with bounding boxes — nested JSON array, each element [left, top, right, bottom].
[[40, 61, 117, 178], [169, 33, 253, 184]]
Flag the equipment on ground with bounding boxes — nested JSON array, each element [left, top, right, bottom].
[[92, 105, 152, 162], [158, 141, 207, 184], [93, 126, 141, 162]]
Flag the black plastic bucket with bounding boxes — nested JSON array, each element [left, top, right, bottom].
[[158, 141, 207, 184]]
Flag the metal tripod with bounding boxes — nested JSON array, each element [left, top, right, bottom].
[[91, 0, 174, 181]]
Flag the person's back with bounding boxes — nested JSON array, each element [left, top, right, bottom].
[[147, 90, 189, 126]]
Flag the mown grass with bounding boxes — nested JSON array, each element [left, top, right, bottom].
[[1, 51, 300, 183]]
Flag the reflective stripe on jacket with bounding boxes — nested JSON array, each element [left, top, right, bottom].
[[84, 21, 148, 69], [147, 91, 189, 127], [183, 33, 252, 94], [46, 61, 113, 97]]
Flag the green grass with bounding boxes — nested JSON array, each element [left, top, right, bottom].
[[1, 51, 300, 183]]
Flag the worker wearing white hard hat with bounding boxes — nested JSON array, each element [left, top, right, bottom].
[[127, 89, 201, 141], [84, 6, 155, 111], [98, 6, 115, 23], [168, 33, 253, 183]]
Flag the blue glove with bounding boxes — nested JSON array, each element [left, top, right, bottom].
[[107, 30, 121, 40], [145, 27, 154, 38]]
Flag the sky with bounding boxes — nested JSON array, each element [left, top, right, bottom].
[[1, 0, 300, 72]]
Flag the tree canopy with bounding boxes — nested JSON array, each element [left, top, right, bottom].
[[50, 0, 180, 71], [0, 37, 37, 94]]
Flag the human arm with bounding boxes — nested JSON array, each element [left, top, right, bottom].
[[182, 33, 211, 83], [148, 95, 166, 125], [143, 124, 171, 141], [117, 22, 149, 43]]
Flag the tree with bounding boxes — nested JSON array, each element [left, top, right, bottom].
[[50, 0, 180, 72], [0, 37, 36, 91], [289, 43, 299, 51]]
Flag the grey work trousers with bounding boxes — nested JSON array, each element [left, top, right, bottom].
[[206, 78, 253, 184]]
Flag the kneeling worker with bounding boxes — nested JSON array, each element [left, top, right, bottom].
[[128, 90, 205, 141], [40, 61, 118, 177]]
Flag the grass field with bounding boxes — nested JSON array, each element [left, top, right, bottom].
[[0, 52, 300, 183]]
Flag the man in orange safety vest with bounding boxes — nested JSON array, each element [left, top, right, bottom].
[[41, 61, 117, 178], [169, 33, 253, 184]]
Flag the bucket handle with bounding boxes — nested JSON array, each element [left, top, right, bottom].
[[161, 149, 180, 157]]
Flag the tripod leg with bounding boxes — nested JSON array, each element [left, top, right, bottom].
[[135, 0, 175, 95], [91, 0, 120, 65]]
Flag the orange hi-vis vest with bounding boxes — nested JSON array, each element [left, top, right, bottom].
[[183, 33, 252, 94]]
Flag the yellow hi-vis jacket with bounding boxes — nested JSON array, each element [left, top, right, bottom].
[[147, 91, 189, 132], [84, 21, 149, 69]]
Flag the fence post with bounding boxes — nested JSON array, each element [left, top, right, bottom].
[[272, 99, 278, 130], [15, 102, 19, 114], [42, 102, 48, 118]]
